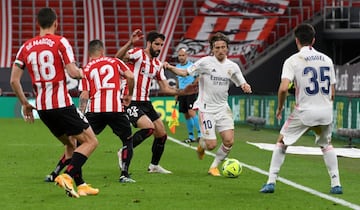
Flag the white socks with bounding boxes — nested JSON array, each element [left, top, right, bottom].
[[210, 143, 231, 168], [267, 143, 287, 184], [322, 145, 341, 187]]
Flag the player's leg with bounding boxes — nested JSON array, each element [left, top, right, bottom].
[[57, 106, 99, 197], [261, 110, 307, 193], [260, 135, 287, 193], [313, 125, 342, 194], [184, 112, 195, 142], [132, 115, 154, 147], [126, 102, 154, 148], [44, 137, 75, 182], [149, 117, 171, 174], [190, 109, 201, 141], [207, 108, 234, 176], [188, 94, 201, 141], [209, 129, 234, 172], [197, 111, 217, 161], [179, 96, 194, 142], [108, 112, 136, 183]]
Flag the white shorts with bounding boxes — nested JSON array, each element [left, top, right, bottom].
[[280, 109, 332, 147], [198, 106, 234, 140]]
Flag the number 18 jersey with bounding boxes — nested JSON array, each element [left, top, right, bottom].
[[14, 34, 75, 110]]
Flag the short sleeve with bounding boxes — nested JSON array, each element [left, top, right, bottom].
[[281, 58, 295, 81]]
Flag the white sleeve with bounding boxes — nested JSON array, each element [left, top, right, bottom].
[[230, 64, 246, 87], [281, 58, 294, 81], [187, 57, 207, 76], [187, 60, 200, 76]]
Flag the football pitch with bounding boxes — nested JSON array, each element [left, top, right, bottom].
[[0, 118, 359, 210]]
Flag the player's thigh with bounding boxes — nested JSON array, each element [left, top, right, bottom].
[[107, 112, 132, 140], [38, 105, 89, 137], [198, 111, 217, 140], [126, 102, 147, 128], [216, 107, 234, 133], [219, 129, 234, 147], [314, 124, 332, 147], [280, 115, 309, 145], [85, 112, 107, 135], [178, 96, 187, 113]]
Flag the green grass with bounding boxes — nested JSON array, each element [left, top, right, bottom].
[[0, 118, 359, 210]]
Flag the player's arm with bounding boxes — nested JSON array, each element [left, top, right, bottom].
[[115, 29, 143, 61], [158, 80, 197, 96], [10, 64, 35, 123], [79, 90, 89, 114], [330, 84, 335, 101], [123, 69, 134, 106], [277, 78, 291, 120], [66, 63, 83, 79], [231, 66, 252, 93], [163, 62, 189, 77]]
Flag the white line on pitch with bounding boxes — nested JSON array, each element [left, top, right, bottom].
[[168, 136, 360, 210]]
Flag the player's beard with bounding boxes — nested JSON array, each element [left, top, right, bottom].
[[150, 47, 160, 57]]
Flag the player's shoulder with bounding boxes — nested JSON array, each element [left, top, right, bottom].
[[197, 56, 212, 63], [129, 47, 143, 54], [225, 57, 238, 65], [315, 50, 333, 63]]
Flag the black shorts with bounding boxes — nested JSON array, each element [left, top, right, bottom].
[[126, 101, 160, 127], [37, 104, 89, 137], [178, 94, 197, 113], [85, 112, 132, 140]]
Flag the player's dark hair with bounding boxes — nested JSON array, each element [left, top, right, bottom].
[[146, 31, 165, 43], [209, 32, 230, 50], [88, 39, 104, 55], [294, 23, 315, 46], [37, 7, 57, 29]]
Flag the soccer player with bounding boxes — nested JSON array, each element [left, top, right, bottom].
[[78, 39, 136, 183], [44, 138, 78, 182], [175, 48, 202, 143], [164, 32, 252, 176], [10, 7, 99, 198], [259, 23, 342, 194], [115, 30, 198, 174]]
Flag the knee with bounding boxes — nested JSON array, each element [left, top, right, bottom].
[[205, 141, 217, 150], [91, 136, 99, 148], [148, 128, 155, 136], [320, 143, 333, 151]]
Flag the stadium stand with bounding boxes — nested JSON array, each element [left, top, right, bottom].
[[4, 0, 360, 70]]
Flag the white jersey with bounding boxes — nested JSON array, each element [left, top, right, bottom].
[[281, 46, 336, 126], [187, 56, 246, 113]]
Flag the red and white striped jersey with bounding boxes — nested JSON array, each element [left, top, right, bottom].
[[79, 56, 129, 113], [127, 48, 167, 101], [14, 34, 75, 110]]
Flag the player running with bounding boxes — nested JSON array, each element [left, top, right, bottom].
[[10, 7, 99, 198], [164, 32, 252, 176]]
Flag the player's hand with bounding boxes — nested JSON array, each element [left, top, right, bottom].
[[183, 83, 198, 95], [162, 62, 171, 70], [241, 83, 252, 93], [276, 107, 283, 120], [123, 95, 132, 107], [131, 29, 143, 44], [77, 68, 84, 79], [22, 103, 36, 123]]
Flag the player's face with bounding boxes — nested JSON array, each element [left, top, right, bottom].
[[149, 38, 164, 58], [212, 40, 228, 62], [177, 50, 187, 64]]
